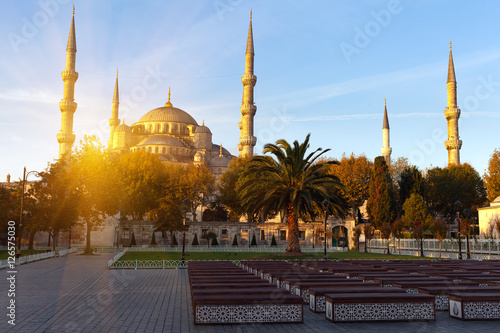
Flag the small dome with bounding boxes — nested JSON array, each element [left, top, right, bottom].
[[115, 123, 131, 132], [137, 106, 198, 125], [195, 125, 211, 134], [136, 136, 186, 147], [208, 155, 230, 168], [212, 144, 231, 156]]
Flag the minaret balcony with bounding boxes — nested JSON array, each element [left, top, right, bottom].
[[444, 108, 460, 120], [239, 135, 256, 146], [241, 74, 257, 86], [445, 139, 462, 150], [61, 70, 79, 82], [57, 132, 75, 144], [240, 104, 256, 116], [59, 100, 77, 113]]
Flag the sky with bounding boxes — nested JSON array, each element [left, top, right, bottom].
[[1, 0, 500, 181]]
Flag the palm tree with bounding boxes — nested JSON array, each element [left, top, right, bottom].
[[237, 134, 346, 253]]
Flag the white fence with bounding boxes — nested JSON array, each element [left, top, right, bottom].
[[124, 245, 348, 253], [368, 238, 500, 259], [0, 247, 79, 269]]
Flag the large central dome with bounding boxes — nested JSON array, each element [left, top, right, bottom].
[[137, 105, 198, 126]]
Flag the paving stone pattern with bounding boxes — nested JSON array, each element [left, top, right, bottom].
[[1, 253, 500, 332]]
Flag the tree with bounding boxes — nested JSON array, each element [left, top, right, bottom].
[[432, 220, 447, 258], [237, 134, 346, 253], [401, 193, 433, 257], [271, 234, 277, 246], [484, 148, 500, 202], [379, 223, 392, 254], [130, 232, 136, 247], [425, 163, 487, 224], [329, 153, 372, 223], [211, 236, 219, 246], [179, 164, 215, 222], [117, 151, 168, 219], [232, 234, 238, 246], [363, 224, 374, 253], [202, 199, 229, 221], [218, 157, 250, 220], [352, 226, 362, 251], [389, 156, 410, 209], [366, 156, 396, 229], [148, 193, 187, 248], [150, 232, 157, 245], [192, 233, 199, 246], [398, 166, 424, 210], [250, 234, 257, 246], [392, 219, 405, 255], [71, 136, 120, 254], [201, 231, 217, 248]]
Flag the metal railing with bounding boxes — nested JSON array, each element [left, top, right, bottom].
[[0, 247, 78, 269], [124, 245, 348, 253]]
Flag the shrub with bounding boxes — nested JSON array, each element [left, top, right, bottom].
[[130, 232, 136, 247], [211, 237, 219, 246], [150, 232, 157, 245], [271, 234, 277, 246], [232, 235, 238, 246], [172, 234, 178, 246], [192, 233, 199, 246], [250, 234, 257, 246]]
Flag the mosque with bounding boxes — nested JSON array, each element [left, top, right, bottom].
[[56, 8, 258, 178]]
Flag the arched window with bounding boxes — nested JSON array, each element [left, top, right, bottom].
[[162, 147, 166, 154], [156, 123, 160, 133], [164, 123, 168, 133], [155, 147, 158, 153]]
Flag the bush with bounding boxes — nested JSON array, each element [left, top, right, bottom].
[[192, 233, 199, 246], [130, 232, 136, 247], [250, 234, 257, 246], [150, 232, 157, 245], [271, 234, 277, 246], [232, 235, 238, 246], [211, 237, 219, 246], [172, 234, 178, 246]]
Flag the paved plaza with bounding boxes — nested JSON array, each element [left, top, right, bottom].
[[2, 252, 500, 332]]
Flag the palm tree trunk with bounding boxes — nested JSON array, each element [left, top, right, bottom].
[[286, 203, 301, 253]]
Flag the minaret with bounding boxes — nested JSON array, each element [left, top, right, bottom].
[[444, 41, 462, 166], [238, 11, 257, 157], [57, 6, 78, 159], [108, 70, 120, 148], [381, 98, 392, 165]]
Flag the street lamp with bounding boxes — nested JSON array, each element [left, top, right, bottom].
[[322, 199, 329, 261], [463, 208, 471, 259], [16, 167, 41, 258], [454, 200, 463, 260], [181, 198, 190, 266]]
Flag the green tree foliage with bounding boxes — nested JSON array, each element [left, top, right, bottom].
[[401, 193, 433, 241], [117, 151, 168, 219], [218, 157, 250, 219], [366, 156, 396, 229], [178, 164, 215, 222], [211, 236, 218, 246], [71, 136, 120, 254], [201, 231, 217, 248], [329, 153, 372, 223], [172, 233, 178, 246], [202, 199, 229, 221], [0, 185, 15, 234], [150, 232, 157, 245], [232, 234, 238, 246], [484, 148, 500, 202], [148, 192, 187, 247], [237, 134, 346, 253], [192, 233, 199, 246], [425, 163, 487, 223], [398, 166, 424, 209]]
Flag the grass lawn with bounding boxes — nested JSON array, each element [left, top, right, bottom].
[[0, 250, 47, 260], [118, 250, 428, 261]]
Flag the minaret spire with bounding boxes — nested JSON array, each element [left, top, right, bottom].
[[238, 11, 257, 157], [57, 7, 79, 158], [444, 41, 462, 165], [108, 69, 120, 148], [164, 87, 172, 107], [381, 98, 392, 165]]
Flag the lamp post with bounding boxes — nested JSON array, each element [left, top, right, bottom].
[[16, 167, 41, 258], [181, 198, 190, 267], [322, 199, 329, 261], [455, 201, 463, 260], [463, 208, 471, 259]]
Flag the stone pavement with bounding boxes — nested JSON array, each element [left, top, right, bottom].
[[1, 253, 499, 332]]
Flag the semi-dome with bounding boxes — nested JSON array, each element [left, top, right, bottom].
[[137, 106, 198, 126], [208, 155, 231, 168], [195, 122, 211, 134], [115, 123, 131, 132], [136, 136, 186, 147]]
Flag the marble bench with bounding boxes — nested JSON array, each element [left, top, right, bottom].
[[295, 280, 378, 304], [325, 292, 435, 322], [419, 286, 500, 311], [449, 292, 500, 320], [192, 294, 303, 324]]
